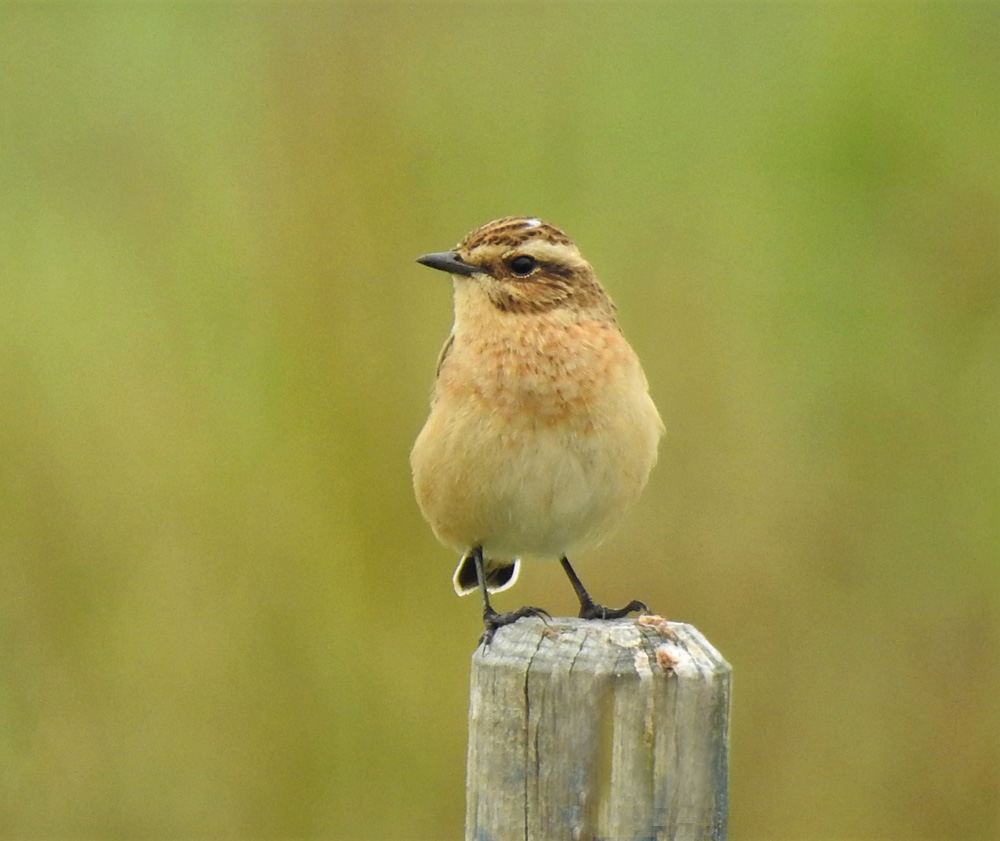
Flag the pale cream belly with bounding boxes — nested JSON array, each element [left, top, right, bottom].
[[411, 398, 659, 561]]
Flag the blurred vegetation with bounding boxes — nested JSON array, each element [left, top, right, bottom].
[[1, 3, 998, 839]]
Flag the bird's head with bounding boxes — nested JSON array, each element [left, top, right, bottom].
[[416, 217, 614, 318]]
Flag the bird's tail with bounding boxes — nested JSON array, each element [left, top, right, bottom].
[[452, 554, 520, 596]]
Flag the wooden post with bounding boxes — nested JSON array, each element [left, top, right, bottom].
[[466, 616, 730, 841]]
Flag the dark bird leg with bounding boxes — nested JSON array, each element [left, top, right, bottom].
[[560, 556, 649, 620], [471, 546, 548, 645]]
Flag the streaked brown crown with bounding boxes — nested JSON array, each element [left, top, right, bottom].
[[452, 217, 615, 318], [456, 216, 573, 251]]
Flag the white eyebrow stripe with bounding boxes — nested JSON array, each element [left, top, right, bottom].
[[514, 240, 582, 264], [523, 218, 542, 228]]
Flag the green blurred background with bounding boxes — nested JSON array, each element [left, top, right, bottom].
[[2, 2, 998, 839]]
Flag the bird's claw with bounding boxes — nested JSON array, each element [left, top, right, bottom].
[[578, 598, 649, 621], [480, 605, 550, 646]]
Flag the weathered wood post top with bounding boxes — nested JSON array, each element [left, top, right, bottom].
[[466, 616, 730, 841]]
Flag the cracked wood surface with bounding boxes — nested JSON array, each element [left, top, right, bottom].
[[465, 617, 730, 841]]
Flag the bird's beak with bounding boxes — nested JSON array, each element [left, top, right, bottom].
[[415, 251, 481, 277]]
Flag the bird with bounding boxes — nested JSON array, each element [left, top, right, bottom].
[[410, 216, 664, 643]]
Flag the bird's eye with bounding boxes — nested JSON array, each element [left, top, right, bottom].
[[508, 255, 538, 277]]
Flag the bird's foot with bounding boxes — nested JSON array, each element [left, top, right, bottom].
[[480, 605, 549, 646], [578, 598, 649, 621]]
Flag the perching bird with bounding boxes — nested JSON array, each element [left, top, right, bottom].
[[411, 217, 664, 642]]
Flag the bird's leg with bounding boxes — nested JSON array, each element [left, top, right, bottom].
[[559, 556, 649, 620], [471, 546, 549, 645]]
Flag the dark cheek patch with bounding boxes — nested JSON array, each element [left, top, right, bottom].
[[545, 263, 575, 279]]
